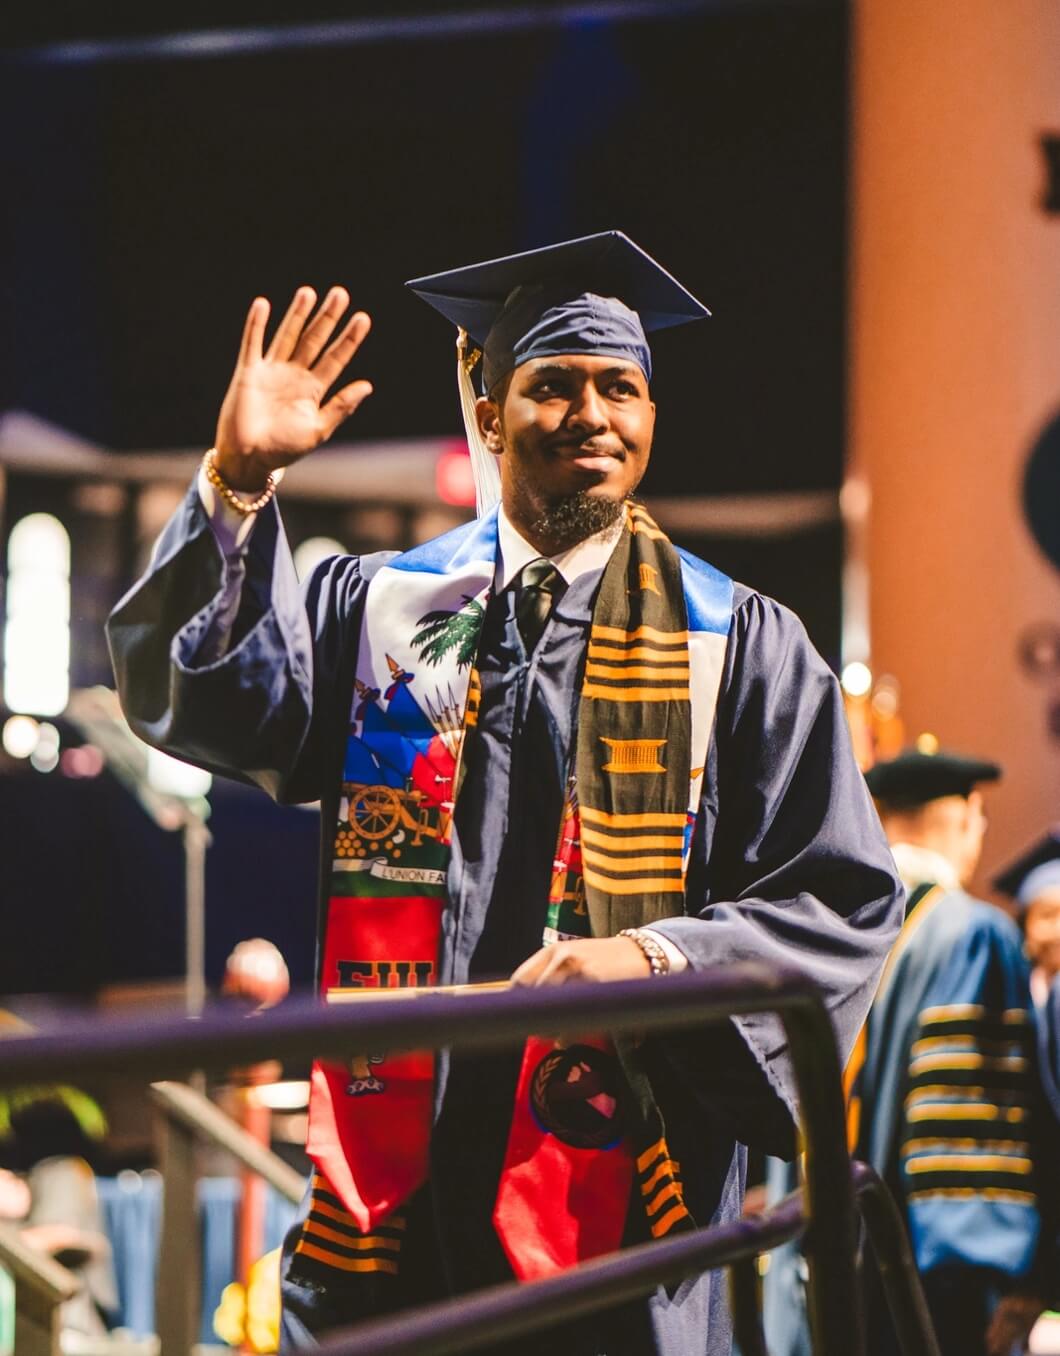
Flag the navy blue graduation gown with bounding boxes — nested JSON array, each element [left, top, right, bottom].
[[857, 887, 1040, 1277], [766, 882, 1046, 1356], [107, 483, 902, 1355]]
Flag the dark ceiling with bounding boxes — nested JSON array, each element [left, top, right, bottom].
[[1, 0, 847, 499]]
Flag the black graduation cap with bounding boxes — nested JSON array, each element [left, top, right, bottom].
[[864, 746, 1002, 809], [406, 230, 711, 392], [993, 829, 1060, 908]]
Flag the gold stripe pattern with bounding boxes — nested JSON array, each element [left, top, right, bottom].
[[583, 868, 685, 894], [580, 808, 687, 828], [905, 1154, 1033, 1175], [906, 1187, 1036, 1205], [309, 1195, 407, 1230], [302, 1218, 402, 1251], [919, 1004, 985, 1022], [295, 1240, 399, 1275], [588, 643, 690, 661], [580, 827, 685, 850], [590, 624, 689, 644], [584, 623, 690, 703], [637, 1137, 667, 1173], [637, 1138, 690, 1238], [651, 1204, 691, 1236], [627, 505, 669, 540], [908, 1052, 1028, 1074], [465, 667, 482, 729], [583, 683, 691, 703], [293, 1176, 406, 1277], [582, 847, 683, 872], [903, 1138, 1030, 1155], [910, 1035, 1023, 1057], [906, 1102, 1027, 1123], [587, 663, 691, 681], [645, 1181, 681, 1216]]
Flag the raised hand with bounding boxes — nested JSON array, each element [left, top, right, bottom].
[[214, 286, 373, 491]]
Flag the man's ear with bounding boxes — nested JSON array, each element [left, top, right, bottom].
[[475, 395, 504, 455]]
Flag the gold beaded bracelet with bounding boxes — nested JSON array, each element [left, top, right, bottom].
[[618, 927, 671, 977], [202, 448, 278, 516]]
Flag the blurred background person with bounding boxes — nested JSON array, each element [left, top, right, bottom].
[[0, 1084, 119, 1338], [765, 743, 1049, 1356], [851, 746, 1046, 1356], [996, 831, 1060, 1007]]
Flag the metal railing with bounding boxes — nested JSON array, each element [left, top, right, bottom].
[[0, 1221, 80, 1356], [150, 1080, 304, 1355], [0, 965, 940, 1356]]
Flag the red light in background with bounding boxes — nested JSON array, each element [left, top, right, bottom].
[[436, 443, 477, 507], [60, 745, 105, 778]]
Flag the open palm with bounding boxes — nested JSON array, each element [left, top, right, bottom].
[[214, 285, 373, 490]]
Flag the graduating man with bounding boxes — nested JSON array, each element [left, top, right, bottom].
[[845, 745, 1046, 1356], [107, 232, 901, 1353]]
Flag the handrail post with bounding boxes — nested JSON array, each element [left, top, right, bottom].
[[781, 999, 864, 1356], [729, 1256, 768, 1356], [0, 1223, 80, 1356], [156, 1104, 201, 1356], [12, 1288, 62, 1356], [853, 1163, 941, 1356], [149, 1081, 305, 1204]]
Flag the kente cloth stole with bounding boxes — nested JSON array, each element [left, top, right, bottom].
[[299, 502, 732, 1288]]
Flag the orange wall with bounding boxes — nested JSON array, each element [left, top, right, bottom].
[[851, 1, 1060, 891]]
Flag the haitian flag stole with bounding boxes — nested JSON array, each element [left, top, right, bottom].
[[302, 503, 734, 1285], [304, 510, 499, 1256]]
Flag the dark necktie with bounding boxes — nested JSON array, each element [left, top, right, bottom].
[[514, 558, 566, 652]]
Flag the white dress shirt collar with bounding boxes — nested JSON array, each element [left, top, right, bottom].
[[495, 506, 624, 592]]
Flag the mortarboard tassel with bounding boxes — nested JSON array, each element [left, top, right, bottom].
[[457, 328, 502, 518]]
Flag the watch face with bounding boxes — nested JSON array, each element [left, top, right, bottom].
[[529, 1044, 626, 1149]]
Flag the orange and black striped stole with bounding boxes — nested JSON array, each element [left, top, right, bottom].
[[637, 1136, 691, 1238], [292, 1174, 407, 1282], [582, 623, 691, 705], [576, 503, 692, 937], [575, 502, 698, 1242]]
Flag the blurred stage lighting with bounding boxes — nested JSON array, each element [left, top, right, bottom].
[[870, 676, 900, 721], [841, 661, 873, 698], [2, 714, 39, 759], [2, 513, 71, 718], [436, 445, 476, 507], [249, 1080, 310, 1112], [293, 535, 346, 583], [29, 721, 61, 773], [61, 744, 105, 778]]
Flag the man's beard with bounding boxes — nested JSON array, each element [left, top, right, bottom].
[[527, 491, 626, 552]]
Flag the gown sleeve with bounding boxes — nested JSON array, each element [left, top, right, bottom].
[[898, 907, 1042, 1277], [105, 479, 384, 805], [648, 589, 904, 1151]]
